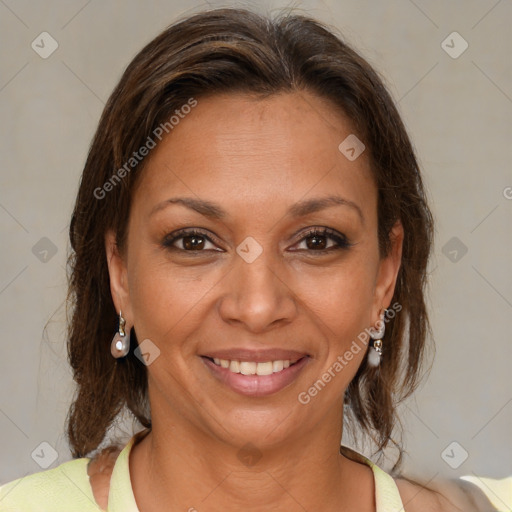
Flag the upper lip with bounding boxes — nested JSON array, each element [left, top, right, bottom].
[[201, 349, 309, 362]]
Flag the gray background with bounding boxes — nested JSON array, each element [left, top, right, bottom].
[[1, 0, 510, 490]]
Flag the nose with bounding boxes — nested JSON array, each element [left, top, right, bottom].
[[218, 248, 298, 333]]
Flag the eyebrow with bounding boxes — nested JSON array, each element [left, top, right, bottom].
[[150, 195, 364, 224]]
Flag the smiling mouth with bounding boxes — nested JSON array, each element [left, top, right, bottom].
[[201, 354, 310, 397], [202, 356, 306, 375]]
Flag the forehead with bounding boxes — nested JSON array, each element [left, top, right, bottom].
[[161, 90, 359, 159], [133, 91, 376, 224]]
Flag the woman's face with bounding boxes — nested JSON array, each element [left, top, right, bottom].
[[106, 91, 403, 449]]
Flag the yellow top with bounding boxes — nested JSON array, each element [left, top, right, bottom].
[[0, 436, 405, 511], [461, 475, 512, 512]]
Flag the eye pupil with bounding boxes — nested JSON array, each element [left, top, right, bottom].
[[306, 235, 327, 250], [183, 235, 205, 250]]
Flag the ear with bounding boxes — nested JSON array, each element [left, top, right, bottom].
[[105, 229, 133, 326], [372, 220, 404, 318]]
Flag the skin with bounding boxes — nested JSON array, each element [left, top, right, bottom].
[[87, 448, 119, 510], [87, 449, 497, 512], [395, 477, 498, 511], [105, 90, 404, 511]]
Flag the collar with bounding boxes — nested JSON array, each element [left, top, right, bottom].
[[106, 433, 403, 511]]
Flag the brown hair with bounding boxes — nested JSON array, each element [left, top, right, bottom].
[[66, 6, 434, 466]]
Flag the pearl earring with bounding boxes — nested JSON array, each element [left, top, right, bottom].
[[111, 311, 130, 358], [367, 308, 387, 367]]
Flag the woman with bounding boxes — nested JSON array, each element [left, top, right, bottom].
[[0, 6, 494, 511]]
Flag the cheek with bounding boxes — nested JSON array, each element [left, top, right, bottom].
[[126, 251, 224, 345], [293, 256, 377, 330]]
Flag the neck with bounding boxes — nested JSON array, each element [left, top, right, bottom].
[[129, 410, 375, 511]]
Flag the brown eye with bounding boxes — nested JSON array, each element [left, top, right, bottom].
[[304, 234, 329, 250], [293, 228, 352, 253], [182, 234, 206, 250], [162, 229, 220, 252]]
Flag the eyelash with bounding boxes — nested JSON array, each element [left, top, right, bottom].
[[162, 227, 353, 255]]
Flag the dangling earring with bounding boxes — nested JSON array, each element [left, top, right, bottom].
[[111, 311, 130, 358], [367, 308, 387, 367]]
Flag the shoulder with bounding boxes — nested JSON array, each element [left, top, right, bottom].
[[87, 446, 123, 510], [461, 475, 512, 511], [0, 457, 100, 512], [395, 476, 499, 512], [395, 478, 444, 511]]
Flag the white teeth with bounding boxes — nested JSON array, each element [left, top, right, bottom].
[[272, 360, 284, 372], [255, 361, 274, 376], [210, 357, 301, 375], [240, 361, 256, 375]]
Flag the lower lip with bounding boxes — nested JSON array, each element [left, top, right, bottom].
[[201, 356, 310, 397]]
